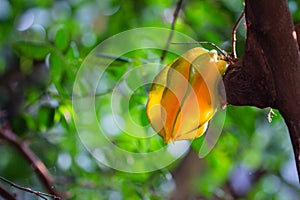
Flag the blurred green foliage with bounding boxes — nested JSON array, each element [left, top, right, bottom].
[[0, 0, 300, 199]]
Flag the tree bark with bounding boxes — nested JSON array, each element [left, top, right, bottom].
[[169, 150, 205, 200], [224, 0, 300, 180]]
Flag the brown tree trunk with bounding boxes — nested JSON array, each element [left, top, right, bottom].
[[224, 0, 300, 180]]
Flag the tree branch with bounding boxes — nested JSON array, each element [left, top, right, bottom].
[[160, 0, 185, 61], [169, 149, 204, 200], [0, 127, 65, 198], [224, 0, 300, 181], [0, 176, 61, 200]]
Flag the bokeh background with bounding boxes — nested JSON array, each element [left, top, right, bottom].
[[1, 0, 300, 199]]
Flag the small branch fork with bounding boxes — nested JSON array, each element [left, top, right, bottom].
[[171, 41, 235, 64], [166, 10, 245, 65], [0, 125, 64, 199], [231, 10, 245, 59], [0, 176, 60, 200]]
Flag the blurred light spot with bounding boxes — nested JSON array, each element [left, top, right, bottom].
[[101, 114, 124, 136], [280, 158, 299, 186], [81, 32, 97, 47], [0, 0, 11, 20], [61, 107, 71, 122], [96, 74, 110, 94], [68, 0, 83, 6], [277, 184, 299, 200], [159, 173, 175, 195], [167, 140, 189, 157], [45, 54, 51, 68], [93, 148, 108, 165], [163, 8, 173, 23], [98, 104, 111, 118], [57, 152, 72, 170], [159, 179, 175, 195], [48, 84, 59, 95], [229, 164, 251, 196], [165, 172, 173, 180], [15, 8, 51, 31], [75, 3, 98, 27], [96, 0, 120, 16], [46, 99, 59, 108], [75, 152, 94, 172], [293, 31, 297, 40], [262, 175, 281, 194], [70, 41, 79, 57], [118, 80, 132, 95], [146, 126, 156, 137], [126, 156, 134, 165], [103, 4, 120, 16], [32, 8, 51, 27], [288, 1, 298, 13], [16, 11, 34, 31], [92, 148, 111, 171], [108, 191, 122, 200], [30, 24, 46, 40], [51, 1, 71, 20]]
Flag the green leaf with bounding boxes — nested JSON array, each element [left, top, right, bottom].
[[49, 52, 67, 95], [23, 113, 37, 131], [13, 41, 53, 60], [54, 27, 70, 51], [49, 52, 64, 83], [38, 105, 55, 131]]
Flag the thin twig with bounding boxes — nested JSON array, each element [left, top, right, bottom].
[[171, 41, 229, 57], [95, 52, 154, 65], [0, 176, 60, 200], [160, 0, 185, 62], [231, 10, 245, 59], [0, 127, 64, 199], [171, 41, 237, 64], [0, 183, 16, 200], [94, 53, 133, 63]]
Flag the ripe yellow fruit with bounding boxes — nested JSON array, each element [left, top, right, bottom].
[[146, 47, 228, 143]]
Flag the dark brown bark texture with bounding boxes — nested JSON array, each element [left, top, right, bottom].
[[223, 0, 300, 180]]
